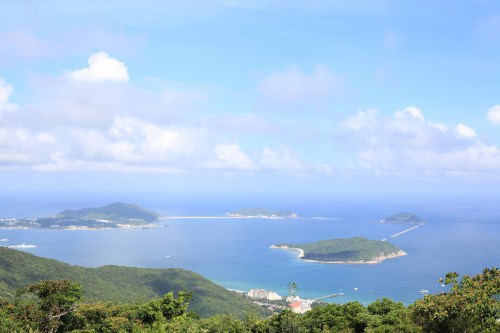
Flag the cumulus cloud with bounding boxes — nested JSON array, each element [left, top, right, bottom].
[[67, 51, 129, 83], [487, 105, 500, 125], [259, 146, 302, 171], [257, 65, 343, 107], [339, 107, 500, 177], [455, 123, 476, 139], [208, 144, 257, 170], [394, 106, 425, 122], [0, 78, 17, 113], [340, 109, 379, 131]]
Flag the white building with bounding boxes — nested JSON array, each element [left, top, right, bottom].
[[266, 291, 282, 301], [248, 289, 282, 301]]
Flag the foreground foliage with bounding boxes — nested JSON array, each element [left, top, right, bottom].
[[0, 267, 498, 332]]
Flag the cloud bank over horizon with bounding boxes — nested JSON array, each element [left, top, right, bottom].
[[1, 1, 500, 193], [0, 51, 499, 184]]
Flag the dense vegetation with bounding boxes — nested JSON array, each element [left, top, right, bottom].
[[0, 247, 262, 318], [56, 203, 160, 223], [276, 237, 404, 263], [0, 268, 498, 332], [381, 213, 424, 224]]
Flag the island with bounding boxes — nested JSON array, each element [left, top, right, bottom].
[[380, 213, 424, 224], [226, 208, 298, 218], [0, 203, 161, 230], [272, 237, 407, 264]]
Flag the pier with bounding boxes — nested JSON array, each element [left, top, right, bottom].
[[314, 292, 344, 300]]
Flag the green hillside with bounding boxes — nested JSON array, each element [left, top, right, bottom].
[[275, 237, 405, 263], [55, 202, 160, 223], [0, 247, 261, 317]]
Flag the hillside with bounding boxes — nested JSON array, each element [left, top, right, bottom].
[[273, 237, 406, 263], [381, 213, 424, 224], [0, 247, 262, 317]]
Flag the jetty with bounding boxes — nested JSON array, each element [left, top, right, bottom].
[[391, 224, 422, 238]]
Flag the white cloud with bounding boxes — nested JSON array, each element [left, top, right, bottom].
[[455, 123, 476, 139], [259, 146, 302, 171], [394, 106, 425, 122], [0, 78, 17, 113], [487, 105, 500, 125], [67, 51, 129, 83], [339, 107, 500, 178], [208, 144, 257, 170], [257, 65, 343, 106], [340, 109, 378, 131]]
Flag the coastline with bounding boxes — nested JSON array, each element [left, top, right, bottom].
[[271, 245, 407, 264]]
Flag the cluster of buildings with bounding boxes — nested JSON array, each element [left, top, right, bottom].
[[247, 289, 315, 314], [285, 295, 314, 314], [247, 289, 282, 301]]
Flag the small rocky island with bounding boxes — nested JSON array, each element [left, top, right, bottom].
[[272, 237, 407, 264], [0, 203, 161, 229], [227, 208, 298, 218], [380, 213, 424, 224]]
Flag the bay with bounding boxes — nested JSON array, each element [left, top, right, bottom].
[[1, 197, 499, 306]]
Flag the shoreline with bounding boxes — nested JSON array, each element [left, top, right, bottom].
[[271, 245, 407, 264]]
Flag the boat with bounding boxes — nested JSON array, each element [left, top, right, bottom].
[[8, 243, 36, 249], [419, 289, 429, 293], [354, 287, 358, 291], [0, 238, 8, 242]]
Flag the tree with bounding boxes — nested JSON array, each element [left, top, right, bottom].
[[138, 291, 193, 326], [16, 280, 82, 333], [412, 267, 500, 333]]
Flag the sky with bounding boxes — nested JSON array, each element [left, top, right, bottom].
[[1, 0, 500, 201]]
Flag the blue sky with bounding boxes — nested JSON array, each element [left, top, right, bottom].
[[1, 0, 500, 198]]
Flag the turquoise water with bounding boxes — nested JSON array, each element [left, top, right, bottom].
[[1, 196, 499, 306]]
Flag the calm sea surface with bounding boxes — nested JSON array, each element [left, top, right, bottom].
[[1, 196, 499, 306]]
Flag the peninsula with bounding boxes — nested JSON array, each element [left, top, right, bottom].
[[380, 213, 424, 224], [272, 237, 407, 264], [0, 203, 161, 230], [227, 208, 298, 218]]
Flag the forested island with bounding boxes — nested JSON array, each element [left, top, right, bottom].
[[380, 213, 424, 224], [272, 237, 407, 264], [0, 203, 161, 229], [227, 208, 298, 218]]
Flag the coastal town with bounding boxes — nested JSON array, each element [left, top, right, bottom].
[[246, 288, 317, 314]]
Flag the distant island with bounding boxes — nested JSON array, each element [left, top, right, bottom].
[[272, 237, 407, 264], [380, 213, 424, 224], [0, 203, 161, 230], [227, 208, 298, 218]]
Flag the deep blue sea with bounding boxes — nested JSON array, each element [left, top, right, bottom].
[[1, 194, 499, 306]]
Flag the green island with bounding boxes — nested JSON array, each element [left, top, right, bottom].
[[0, 202, 161, 230], [380, 213, 424, 224], [227, 207, 298, 218], [272, 237, 407, 264], [0, 247, 498, 332]]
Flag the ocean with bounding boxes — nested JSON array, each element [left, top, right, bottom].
[[1, 194, 499, 306]]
